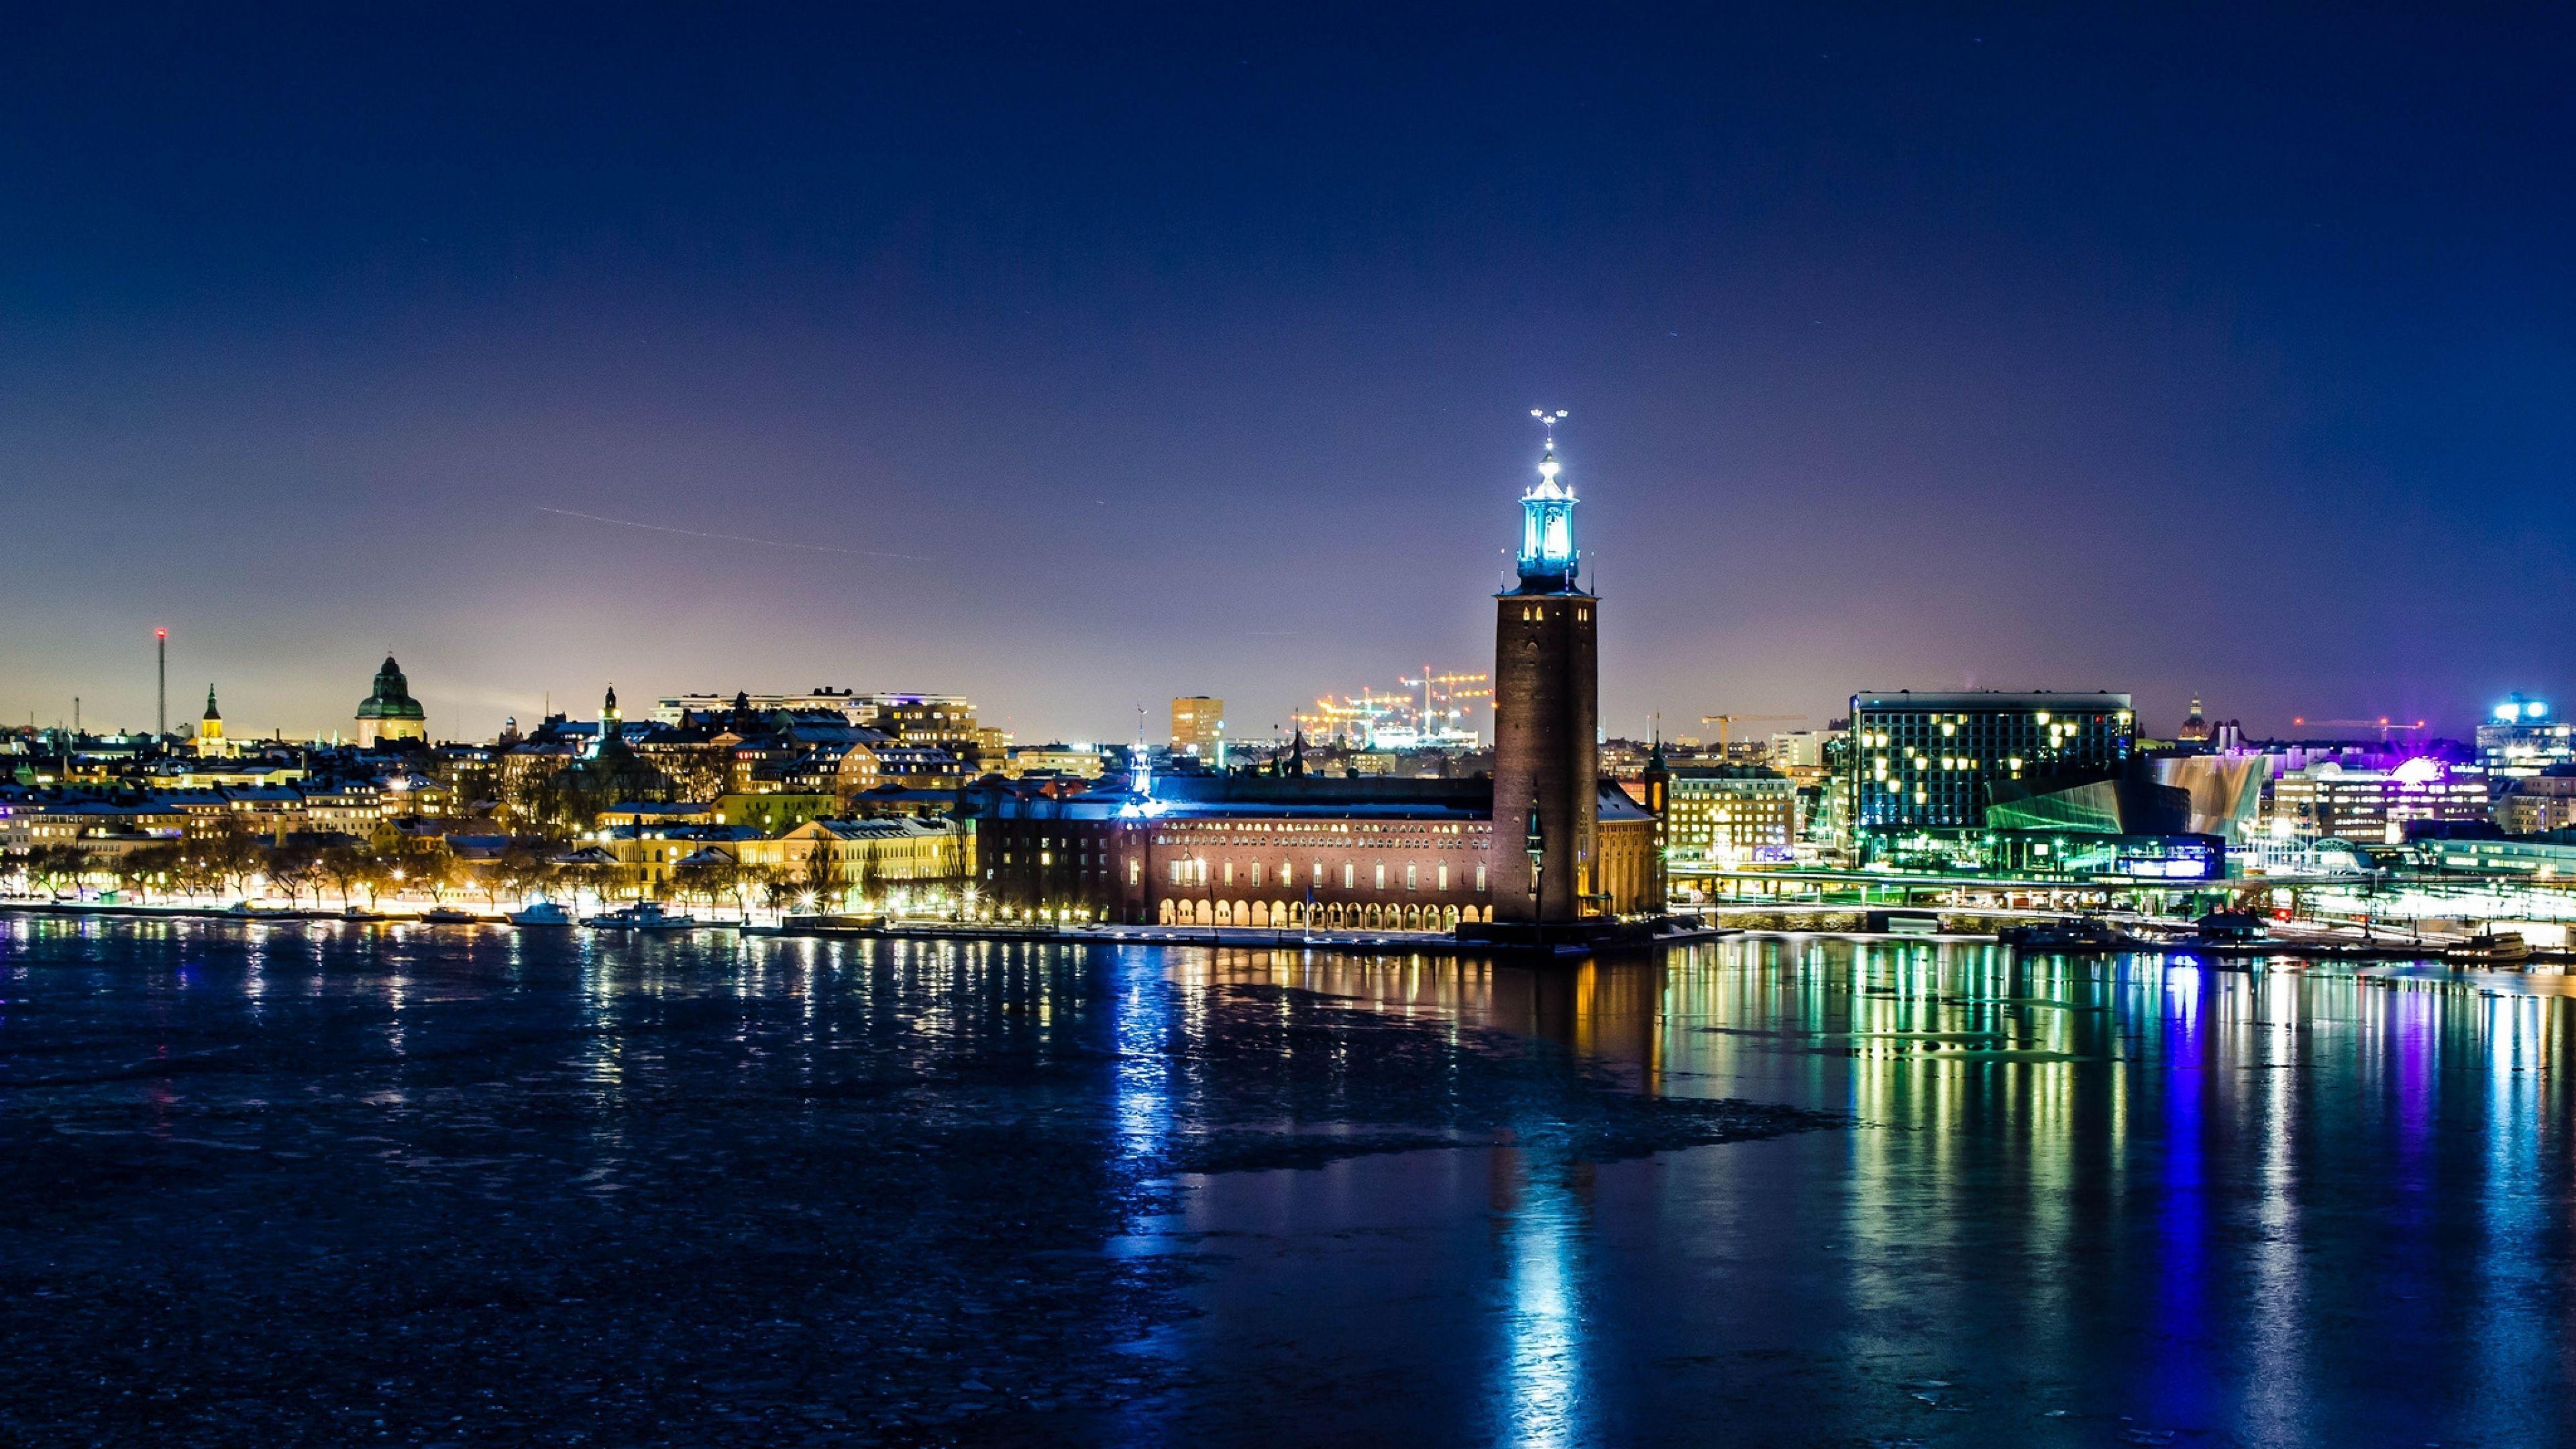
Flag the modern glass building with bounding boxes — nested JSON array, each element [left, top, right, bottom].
[[2477, 694, 2573, 777], [1845, 691, 2135, 837]]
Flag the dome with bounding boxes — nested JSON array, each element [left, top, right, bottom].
[[356, 655, 427, 721]]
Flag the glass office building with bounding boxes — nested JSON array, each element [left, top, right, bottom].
[[1845, 691, 2136, 836]]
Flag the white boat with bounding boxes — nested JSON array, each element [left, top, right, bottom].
[[419, 906, 478, 924], [2447, 931, 2532, 967], [507, 900, 576, 928], [581, 902, 698, 932]]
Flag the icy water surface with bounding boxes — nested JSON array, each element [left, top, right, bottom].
[[1121, 943, 2576, 1448], [0, 915, 1807, 1447], [7, 919, 2576, 1447]]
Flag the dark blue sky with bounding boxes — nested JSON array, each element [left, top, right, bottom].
[[5, 5, 2569, 745]]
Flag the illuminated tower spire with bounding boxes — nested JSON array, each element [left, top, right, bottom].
[[1517, 409, 1578, 591], [1493, 409, 1599, 924]]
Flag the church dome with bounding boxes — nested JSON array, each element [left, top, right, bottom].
[[356, 655, 427, 721]]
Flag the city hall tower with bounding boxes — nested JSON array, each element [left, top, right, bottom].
[[1491, 417, 1599, 923]]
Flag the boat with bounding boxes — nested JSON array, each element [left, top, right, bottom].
[[340, 904, 384, 921], [224, 901, 291, 918], [581, 902, 699, 932], [419, 906, 478, 924], [2190, 910, 2271, 945], [2445, 932, 2532, 967], [1998, 916, 2146, 953], [506, 900, 576, 928]]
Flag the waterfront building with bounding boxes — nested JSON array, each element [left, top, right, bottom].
[[776, 816, 971, 906], [596, 822, 769, 894], [1664, 765, 1798, 863], [2269, 757, 2492, 844], [2406, 829, 2576, 881], [1845, 690, 2134, 839], [353, 656, 428, 747], [2477, 694, 2573, 777], [2148, 754, 2266, 841], [969, 429, 1658, 929], [973, 774, 1515, 929], [2493, 773, 2576, 836], [1171, 697, 1224, 761]]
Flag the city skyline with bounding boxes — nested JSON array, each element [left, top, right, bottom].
[[7, 7, 2571, 741]]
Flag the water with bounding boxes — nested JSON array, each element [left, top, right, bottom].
[[6, 916, 2576, 1447]]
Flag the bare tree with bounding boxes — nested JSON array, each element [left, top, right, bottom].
[[267, 843, 323, 909], [117, 843, 182, 902], [318, 843, 370, 910], [24, 844, 89, 898], [798, 840, 841, 913]]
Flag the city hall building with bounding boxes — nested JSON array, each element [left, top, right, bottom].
[[972, 431, 1659, 930]]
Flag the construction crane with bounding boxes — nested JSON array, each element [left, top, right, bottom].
[[2290, 716, 2427, 741], [1699, 713, 1804, 747]]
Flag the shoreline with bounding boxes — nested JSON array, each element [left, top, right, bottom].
[[5, 900, 2532, 967], [0, 898, 1727, 957]]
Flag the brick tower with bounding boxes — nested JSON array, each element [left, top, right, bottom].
[[1491, 418, 1599, 924]]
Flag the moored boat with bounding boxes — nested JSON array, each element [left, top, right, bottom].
[[2445, 931, 2532, 967], [581, 902, 698, 932], [419, 906, 478, 924], [1998, 916, 2146, 953], [2189, 910, 2271, 945], [506, 900, 576, 928]]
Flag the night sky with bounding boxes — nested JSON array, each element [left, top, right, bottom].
[[5, 6, 2569, 746]]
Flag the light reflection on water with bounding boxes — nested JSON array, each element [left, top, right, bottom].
[[1493, 1143, 1585, 1449], [12, 917, 2576, 1446], [1140, 937, 2576, 1448]]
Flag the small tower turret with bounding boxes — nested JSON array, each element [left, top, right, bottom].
[[196, 684, 229, 759], [592, 684, 623, 758]]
